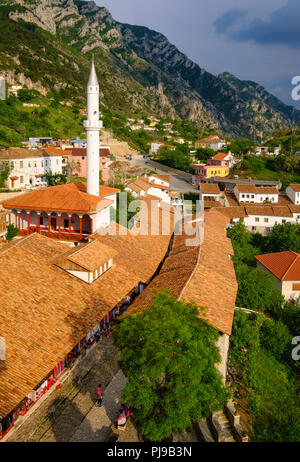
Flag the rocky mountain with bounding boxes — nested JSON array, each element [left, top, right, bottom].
[[0, 0, 300, 137]]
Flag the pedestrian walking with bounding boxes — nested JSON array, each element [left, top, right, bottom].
[[115, 408, 126, 428], [96, 383, 103, 407]]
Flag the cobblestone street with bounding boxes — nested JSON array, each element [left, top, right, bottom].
[[3, 336, 139, 442]]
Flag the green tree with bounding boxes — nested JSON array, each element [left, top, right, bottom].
[[17, 89, 39, 102], [229, 310, 261, 369], [0, 160, 12, 187], [156, 147, 192, 172], [110, 188, 140, 228], [113, 290, 229, 441], [195, 147, 215, 161], [45, 170, 67, 186], [260, 319, 292, 362], [266, 223, 300, 253], [227, 220, 260, 266], [229, 138, 256, 156], [5, 224, 19, 241], [235, 262, 284, 315]]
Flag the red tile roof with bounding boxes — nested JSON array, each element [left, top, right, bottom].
[[212, 152, 228, 161], [200, 183, 221, 194], [288, 184, 300, 192], [2, 183, 115, 214], [125, 208, 238, 336], [0, 148, 62, 160], [0, 209, 174, 417], [236, 185, 278, 195], [63, 240, 117, 271], [255, 251, 300, 281], [71, 148, 110, 157]]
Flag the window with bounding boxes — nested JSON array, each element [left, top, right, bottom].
[[40, 217, 44, 225], [41, 161, 43, 167], [20, 161, 23, 169], [56, 159, 59, 165], [282, 220, 286, 224], [64, 219, 69, 228], [251, 195, 254, 198], [28, 162, 31, 167], [264, 218, 269, 223], [20, 176, 24, 184], [255, 217, 260, 222], [81, 157, 85, 160], [252, 226, 256, 231], [247, 195, 250, 198], [260, 197, 263, 201], [242, 194, 245, 198]]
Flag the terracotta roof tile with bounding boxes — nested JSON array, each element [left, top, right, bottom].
[[288, 184, 300, 192], [255, 251, 300, 281], [2, 183, 116, 214], [0, 148, 61, 159], [200, 183, 221, 194], [217, 206, 247, 219], [235, 184, 258, 193], [0, 208, 174, 417], [125, 209, 237, 336], [212, 152, 228, 160], [65, 240, 117, 271]]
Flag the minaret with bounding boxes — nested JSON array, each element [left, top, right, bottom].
[[84, 59, 102, 196]]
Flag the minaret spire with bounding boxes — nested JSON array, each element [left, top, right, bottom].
[[84, 59, 102, 196]]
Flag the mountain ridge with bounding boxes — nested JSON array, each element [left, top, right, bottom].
[[0, 0, 299, 137]]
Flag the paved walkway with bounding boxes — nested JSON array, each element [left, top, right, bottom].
[[4, 337, 139, 442]]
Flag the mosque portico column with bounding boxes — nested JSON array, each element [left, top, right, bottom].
[[47, 212, 51, 236], [26, 211, 30, 234], [68, 214, 72, 240], [58, 213, 61, 239], [78, 214, 83, 239], [37, 213, 41, 233]]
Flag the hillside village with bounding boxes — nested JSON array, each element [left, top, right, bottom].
[[0, 0, 299, 448]]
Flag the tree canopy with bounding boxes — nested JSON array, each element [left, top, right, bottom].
[[113, 290, 229, 441]]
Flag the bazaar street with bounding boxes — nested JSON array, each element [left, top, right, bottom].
[[3, 336, 139, 442]]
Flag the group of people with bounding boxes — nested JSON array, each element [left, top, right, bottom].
[[95, 384, 130, 429]]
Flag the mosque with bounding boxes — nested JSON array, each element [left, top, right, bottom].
[[2, 61, 119, 241]]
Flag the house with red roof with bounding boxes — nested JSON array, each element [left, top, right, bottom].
[[70, 147, 111, 182], [255, 251, 300, 301], [208, 152, 237, 169]]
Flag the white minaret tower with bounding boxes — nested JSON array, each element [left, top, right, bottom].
[[84, 58, 102, 196]]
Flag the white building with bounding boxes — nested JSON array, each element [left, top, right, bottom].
[[234, 185, 279, 204], [244, 206, 294, 234], [286, 184, 300, 204], [0, 148, 63, 190], [255, 146, 280, 157], [126, 175, 171, 204], [199, 183, 221, 202]]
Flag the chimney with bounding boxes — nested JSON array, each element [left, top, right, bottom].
[[0, 337, 6, 361]]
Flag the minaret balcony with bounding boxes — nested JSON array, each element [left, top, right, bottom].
[[84, 120, 102, 130]]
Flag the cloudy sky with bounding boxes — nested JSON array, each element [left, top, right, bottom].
[[96, 0, 300, 108]]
